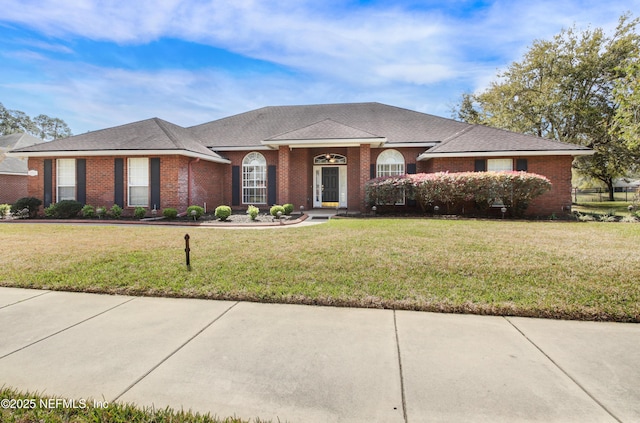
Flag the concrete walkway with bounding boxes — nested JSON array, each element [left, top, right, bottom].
[[1, 287, 638, 422]]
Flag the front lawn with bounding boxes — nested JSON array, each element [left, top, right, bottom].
[[1, 219, 638, 321]]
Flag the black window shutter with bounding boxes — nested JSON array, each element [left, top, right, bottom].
[[475, 159, 486, 172], [114, 158, 124, 207], [407, 163, 417, 174], [232, 166, 240, 206], [370, 164, 376, 179], [516, 158, 528, 172], [43, 159, 52, 207], [150, 158, 161, 209], [76, 159, 86, 205], [267, 165, 276, 205]]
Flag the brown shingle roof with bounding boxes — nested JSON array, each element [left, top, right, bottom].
[[9, 118, 228, 163], [190, 102, 469, 147]]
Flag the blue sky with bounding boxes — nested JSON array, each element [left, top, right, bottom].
[[0, 0, 637, 135]]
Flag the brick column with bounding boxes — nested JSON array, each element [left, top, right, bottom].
[[278, 145, 290, 204], [359, 144, 371, 212]]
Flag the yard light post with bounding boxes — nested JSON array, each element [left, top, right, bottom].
[[191, 209, 197, 221], [501, 207, 507, 219], [184, 234, 191, 271], [434, 205, 439, 216], [371, 205, 377, 216], [277, 210, 283, 225], [628, 205, 635, 213]]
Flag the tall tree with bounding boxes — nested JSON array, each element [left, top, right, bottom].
[[454, 14, 640, 200], [612, 60, 640, 151], [0, 102, 72, 140], [0, 102, 37, 136], [33, 114, 72, 140]]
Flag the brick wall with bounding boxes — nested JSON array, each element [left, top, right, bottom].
[[0, 175, 28, 205]]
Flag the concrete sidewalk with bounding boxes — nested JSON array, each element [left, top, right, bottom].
[[0, 287, 638, 422]]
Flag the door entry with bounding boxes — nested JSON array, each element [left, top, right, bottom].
[[322, 167, 339, 203]]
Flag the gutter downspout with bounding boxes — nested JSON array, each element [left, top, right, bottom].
[[188, 158, 200, 206]]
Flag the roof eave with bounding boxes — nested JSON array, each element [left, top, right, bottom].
[[261, 137, 387, 149], [5, 149, 231, 164], [417, 149, 594, 161]]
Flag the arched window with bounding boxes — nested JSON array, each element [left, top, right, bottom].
[[376, 149, 405, 205], [242, 152, 267, 204], [376, 149, 405, 177]]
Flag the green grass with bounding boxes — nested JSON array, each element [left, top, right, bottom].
[[573, 201, 638, 216], [1, 219, 639, 321], [0, 387, 268, 423]]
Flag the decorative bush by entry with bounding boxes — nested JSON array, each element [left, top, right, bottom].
[[43, 200, 83, 218], [109, 204, 123, 219], [11, 197, 42, 218], [365, 171, 552, 217], [186, 205, 205, 220], [163, 208, 178, 219], [0, 203, 10, 218], [134, 206, 147, 219], [81, 204, 95, 218], [270, 205, 285, 217], [215, 205, 232, 221], [283, 203, 294, 215], [247, 205, 259, 220]]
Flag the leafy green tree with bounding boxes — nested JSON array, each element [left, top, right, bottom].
[[613, 60, 640, 151], [0, 102, 72, 140], [33, 114, 72, 140], [454, 14, 640, 200], [0, 102, 36, 135]]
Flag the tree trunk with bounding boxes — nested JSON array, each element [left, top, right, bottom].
[[606, 178, 615, 201]]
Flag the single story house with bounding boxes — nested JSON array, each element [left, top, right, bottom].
[[0, 132, 45, 205], [6, 102, 592, 216]]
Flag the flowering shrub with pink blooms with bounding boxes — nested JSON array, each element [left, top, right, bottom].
[[365, 171, 552, 216]]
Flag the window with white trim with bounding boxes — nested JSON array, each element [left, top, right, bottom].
[[376, 149, 405, 177], [128, 158, 149, 207], [487, 158, 513, 172], [57, 158, 76, 201], [242, 152, 267, 204], [376, 149, 405, 205]]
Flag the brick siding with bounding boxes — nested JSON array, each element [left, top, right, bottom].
[[25, 149, 576, 217], [0, 174, 28, 204]]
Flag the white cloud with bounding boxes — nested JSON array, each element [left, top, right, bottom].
[[1, 0, 639, 133]]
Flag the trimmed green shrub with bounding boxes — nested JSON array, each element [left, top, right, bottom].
[[11, 197, 42, 218], [163, 208, 178, 219], [0, 204, 10, 218], [247, 205, 259, 220], [48, 200, 83, 218], [270, 205, 285, 217], [215, 205, 232, 221], [81, 204, 95, 218], [134, 206, 147, 219], [109, 204, 123, 219], [43, 204, 56, 217], [186, 205, 205, 220], [283, 203, 294, 215]]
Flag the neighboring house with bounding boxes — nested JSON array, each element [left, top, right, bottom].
[[0, 133, 45, 204], [6, 102, 593, 216]]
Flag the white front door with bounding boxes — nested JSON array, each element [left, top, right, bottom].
[[313, 166, 347, 208]]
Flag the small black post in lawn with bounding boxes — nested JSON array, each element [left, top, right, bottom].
[[184, 233, 191, 271]]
